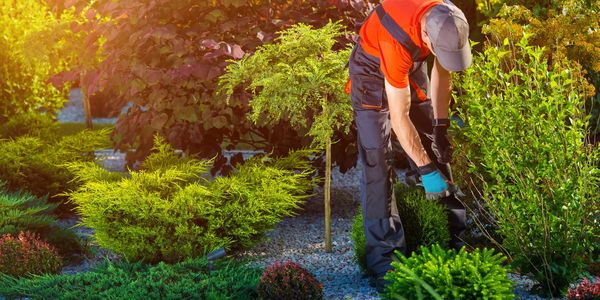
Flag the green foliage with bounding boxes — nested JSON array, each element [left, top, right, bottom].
[[257, 261, 323, 300], [0, 187, 57, 232], [383, 245, 514, 300], [0, 113, 57, 140], [0, 256, 261, 300], [453, 35, 600, 296], [482, 2, 599, 134], [55, 122, 114, 139], [0, 0, 84, 119], [0, 187, 84, 261], [0, 128, 111, 209], [67, 136, 314, 263], [351, 205, 368, 274], [351, 184, 450, 274], [0, 231, 63, 278], [395, 185, 450, 254], [220, 22, 353, 149]]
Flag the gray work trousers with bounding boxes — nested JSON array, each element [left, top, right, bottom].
[[349, 43, 466, 277]]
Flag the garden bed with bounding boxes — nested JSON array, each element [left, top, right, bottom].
[[52, 152, 562, 299]]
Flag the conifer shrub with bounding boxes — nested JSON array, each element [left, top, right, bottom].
[[351, 184, 450, 274], [0, 112, 57, 140], [453, 34, 600, 295], [351, 206, 367, 274], [67, 136, 314, 263], [382, 245, 514, 300], [0, 187, 85, 262], [0, 256, 261, 300], [0, 231, 63, 277], [394, 185, 450, 254], [257, 261, 323, 300], [0, 128, 110, 212]]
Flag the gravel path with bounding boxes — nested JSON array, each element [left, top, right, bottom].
[[236, 186, 379, 300]]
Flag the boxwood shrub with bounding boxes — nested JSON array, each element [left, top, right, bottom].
[[67, 136, 314, 263], [351, 184, 450, 274]]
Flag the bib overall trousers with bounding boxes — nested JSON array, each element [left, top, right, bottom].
[[349, 4, 467, 277]]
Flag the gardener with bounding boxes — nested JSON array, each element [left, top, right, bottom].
[[348, 0, 471, 291]]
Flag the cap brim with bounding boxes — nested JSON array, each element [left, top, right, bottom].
[[434, 42, 472, 72]]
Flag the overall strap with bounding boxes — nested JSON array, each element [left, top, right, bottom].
[[375, 5, 422, 61]]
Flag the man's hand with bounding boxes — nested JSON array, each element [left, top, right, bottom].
[[418, 163, 452, 199], [432, 118, 453, 164]]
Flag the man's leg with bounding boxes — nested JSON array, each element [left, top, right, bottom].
[[355, 108, 405, 276], [349, 43, 405, 279]]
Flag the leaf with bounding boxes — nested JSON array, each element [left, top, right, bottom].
[[176, 109, 198, 123], [151, 113, 169, 130]]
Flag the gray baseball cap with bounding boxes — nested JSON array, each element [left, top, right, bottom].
[[425, 2, 472, 71]]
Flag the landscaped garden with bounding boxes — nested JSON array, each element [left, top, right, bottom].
[[0, 0, 598, 299]]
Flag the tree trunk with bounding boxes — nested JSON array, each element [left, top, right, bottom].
[[81, 74, 93, 130], [325, 135, 332, 253]]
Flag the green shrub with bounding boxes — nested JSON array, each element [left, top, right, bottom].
[[67, 136, 314, 263], [257, 261, 323, 300], [351, 184, 450, 274], [0, 256, 261, 300], [0, 1, 83, 119], [453, 35, 600, 295], [0, 112, 57, 140], [394, 185, 450, 254], [383, 245, 514, 300], [351, 206, 368, 274], [0, 231, 63, 277], [0, 187, 85, 261], [0, 128, 111, 211], [481, 4, 600, 135]]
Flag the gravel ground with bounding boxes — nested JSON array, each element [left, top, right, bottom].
[[57, 88, 119, 124], [236, 186, 379, 300]]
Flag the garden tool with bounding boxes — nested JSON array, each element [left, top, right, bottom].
[[206, 247, 227, 273]]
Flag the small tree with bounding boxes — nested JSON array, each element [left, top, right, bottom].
[[220, 22, 353, 252]]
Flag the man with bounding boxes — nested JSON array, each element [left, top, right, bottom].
[[348, 0, 471, 292]]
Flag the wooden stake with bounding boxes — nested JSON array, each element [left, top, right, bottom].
[[325, 135, 332, 253]]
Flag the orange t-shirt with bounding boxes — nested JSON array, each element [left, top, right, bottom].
[[359, 0, 442, 88]]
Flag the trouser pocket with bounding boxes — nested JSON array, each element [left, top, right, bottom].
[[351, 75, 386, 110]]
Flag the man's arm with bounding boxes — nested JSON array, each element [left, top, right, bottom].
[[429, 57, 454, 164], [385, 78, 431, 167], [430, 57, 452, 119], [386, 76, 450, 197]]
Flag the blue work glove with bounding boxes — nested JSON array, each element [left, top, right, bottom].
[[418, 163, 452, 199]]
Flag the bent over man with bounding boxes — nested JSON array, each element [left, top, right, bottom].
[[348, 0, 472, 292]]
